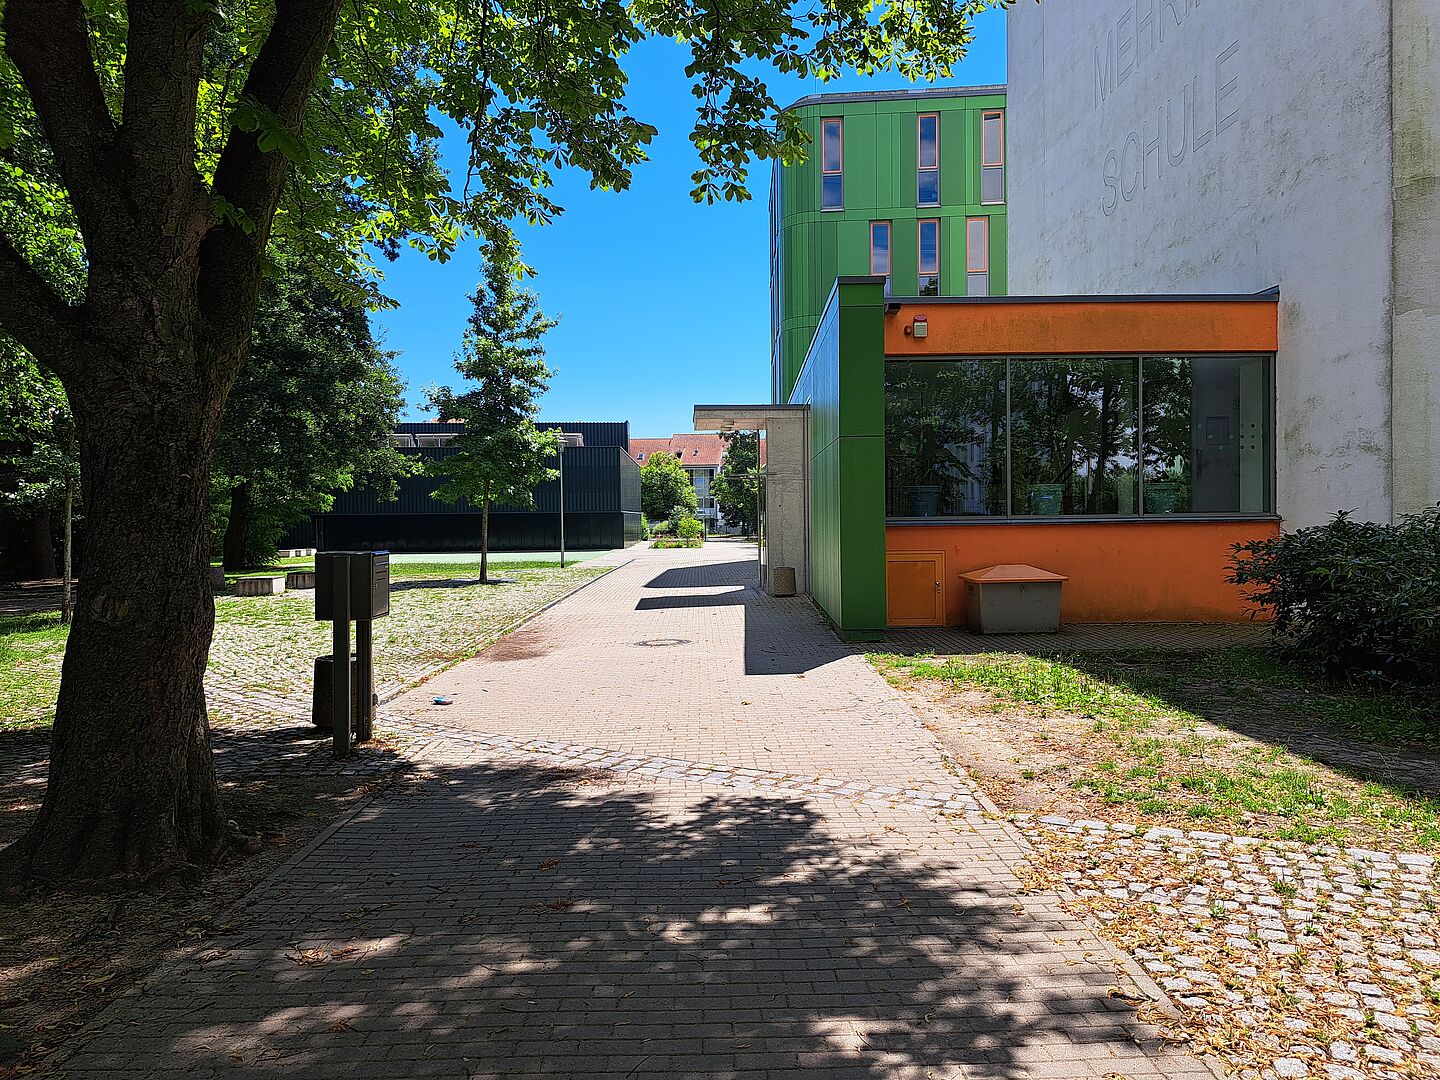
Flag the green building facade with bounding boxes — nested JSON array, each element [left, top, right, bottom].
[[770, 86, 1009, 403]]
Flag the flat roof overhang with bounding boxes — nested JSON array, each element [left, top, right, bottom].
[[883, 289, 1280, 357], [693, 404, 809, 432]]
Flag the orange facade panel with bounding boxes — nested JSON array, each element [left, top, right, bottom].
[[887, 521, 1280, 624], [884, 299, 1278, 357]]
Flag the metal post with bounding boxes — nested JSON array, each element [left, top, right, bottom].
[[331, 554, 351, 758], [558, 444, 566, 569], [355, 617, 373, 742], [755, 429, 763, 589]]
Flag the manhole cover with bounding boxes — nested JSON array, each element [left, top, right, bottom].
[[633, 638, 691, 647]]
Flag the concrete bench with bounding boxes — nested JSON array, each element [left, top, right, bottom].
[[235, 575, 286, 596], [285, 570, 317, 589]]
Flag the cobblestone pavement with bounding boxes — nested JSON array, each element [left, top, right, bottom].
[[1018, 818, 1440, 1080], [58, 545, 1217, 1079]]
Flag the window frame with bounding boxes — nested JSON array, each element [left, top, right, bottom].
[[883, 352, 1279, 523], [820, 117, 844, 210], [916, 218, 941, 295], [916, 112, 940, 207], [980, 109, 1006, 206], [869, 220, 892, 278], [965, 216, 989, 297]]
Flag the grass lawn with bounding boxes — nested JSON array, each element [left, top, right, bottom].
[[0, 612, 69, 733], [871, 648, 1440, 851], [1, 561, 607, 733]]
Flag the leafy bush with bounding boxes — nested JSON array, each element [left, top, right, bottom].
[[676, 513, 704, 541], [1229, 508, 1440, 685]]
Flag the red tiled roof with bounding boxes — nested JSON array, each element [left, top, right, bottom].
[[631, 434, 766, 468]]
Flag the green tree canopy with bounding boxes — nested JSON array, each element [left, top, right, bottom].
[[0, 0, 1010, 879], [641, 450, 699, 523], [426, 246, 561, 582], [712, 431, 762, 535], [213, 260, 413, 570]]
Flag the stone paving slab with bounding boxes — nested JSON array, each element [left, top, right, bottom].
[[885, 622, 1270, 657], [389, 717, 990, 816], [55, 545, 1219, 1079]]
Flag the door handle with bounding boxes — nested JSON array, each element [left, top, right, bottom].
[[935, 580, 941, 591]]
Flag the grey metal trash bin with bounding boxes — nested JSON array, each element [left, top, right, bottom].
[[961, 564, 1068, 634], [312, 653, 359, 729]]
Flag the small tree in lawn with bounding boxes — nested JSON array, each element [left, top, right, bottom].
[[427, 248, 560, 583], [712, 431, 762, 536], [641, 451, 698, 525], [0, 342, 79, 619]]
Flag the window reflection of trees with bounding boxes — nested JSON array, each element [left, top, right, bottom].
[[885, 361, 1006, 517], [1009, 359, 1138, 516]]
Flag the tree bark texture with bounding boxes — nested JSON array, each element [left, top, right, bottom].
[[0, 0, 346, 879], [221, 481, 254, 572], [480, 497, 490, 584], [7, 356, 229, 877]]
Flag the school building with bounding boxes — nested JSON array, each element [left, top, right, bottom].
[[698, 0, 1438, 640]]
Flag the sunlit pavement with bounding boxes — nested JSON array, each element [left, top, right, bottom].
[[59, 545, 1219, 1079]]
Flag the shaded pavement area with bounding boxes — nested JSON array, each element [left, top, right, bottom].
[[55, 545, 1219, 1079]]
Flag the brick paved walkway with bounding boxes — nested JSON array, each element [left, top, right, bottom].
[[59, 545, 1219, 1079]]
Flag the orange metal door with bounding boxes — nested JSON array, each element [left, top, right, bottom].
[[886, 551, 945, 627]]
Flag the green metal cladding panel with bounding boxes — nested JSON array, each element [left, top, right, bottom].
[[771, 89, 1008, 402], [789, 279, 887, 641]]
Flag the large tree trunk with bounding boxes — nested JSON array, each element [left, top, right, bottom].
[[5, 365, 227, 878], [221, 481, 254, 572]]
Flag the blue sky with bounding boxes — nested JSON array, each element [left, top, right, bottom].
[[375, 9, 1008, 437]]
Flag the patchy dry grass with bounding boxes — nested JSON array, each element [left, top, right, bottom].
[[871, 649, 1440, 851], [1, 563, 607, 733]]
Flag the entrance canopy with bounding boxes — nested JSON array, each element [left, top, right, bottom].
[[693, 404, 809, 432], [693, 404, 810, 597]]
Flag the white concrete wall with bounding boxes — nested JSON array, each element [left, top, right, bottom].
[[1391, 0, 1440, 518], [1007, 0, 1402, 527]]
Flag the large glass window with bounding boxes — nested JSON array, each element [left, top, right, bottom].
[[885, 361, 1008, 517], [821, 118, 843, 209], [885, 355, 1274, 519], [917, 219, 940, 295], [981, 110, 1005, 204], [1142, 356, 1271, 514], [1010, 359, 1139, 516], [917, 113, 940, 206], [870, 221, 891, 278]]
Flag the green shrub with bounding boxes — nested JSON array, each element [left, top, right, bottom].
[[676, 514, 704, 542], [1229, 507, 1440, 685]]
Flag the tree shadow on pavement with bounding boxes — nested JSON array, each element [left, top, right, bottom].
[[54, 757, 1194, 1079]]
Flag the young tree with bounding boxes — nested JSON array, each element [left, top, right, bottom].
[[0, 344, 79, 616], [0, 0, 1007, 878], [641, 451, 698, 524], [711, 431, 763, 535], [214, 262, 412, 570], [426, 248, 560, 584]]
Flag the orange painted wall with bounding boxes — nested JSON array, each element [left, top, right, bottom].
[[883, 300, 1278, 357], [887, 521, 1280, 624]]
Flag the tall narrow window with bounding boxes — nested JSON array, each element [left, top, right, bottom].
[[869, 221, 892, 278], [981, 110, 1005, 204], [917, 113, 940, 206], [965, 217, 989, 296], [821, 118, 843, 209], [917, 219, 940, 295]]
